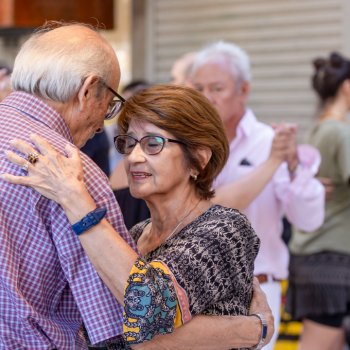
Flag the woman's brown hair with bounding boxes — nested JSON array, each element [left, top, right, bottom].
[[117, 84, 229, 199]]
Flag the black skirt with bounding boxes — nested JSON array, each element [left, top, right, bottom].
[[286, 251, 350, 320]]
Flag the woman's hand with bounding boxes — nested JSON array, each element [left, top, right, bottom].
[[317, 176, 334, 201], [249, 277, 275, 345], [1, 134, 88, 208], [271, 124, 298, 165]]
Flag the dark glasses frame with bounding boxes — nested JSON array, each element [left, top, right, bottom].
[[114, 134, 185, 155], [101, 81, 126, 120]]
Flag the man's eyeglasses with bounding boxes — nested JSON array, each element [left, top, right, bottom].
[[114, 135, 185, 155], [101, 81, 126, 120]]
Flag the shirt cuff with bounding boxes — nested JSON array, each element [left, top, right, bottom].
[[296, 144, 321, 176]]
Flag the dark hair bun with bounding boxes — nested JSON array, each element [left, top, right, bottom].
[[312, 52, 350, 101]]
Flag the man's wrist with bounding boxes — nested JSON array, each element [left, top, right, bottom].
[[250, 313, 268, 350]]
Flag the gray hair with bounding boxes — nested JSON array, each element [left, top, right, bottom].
[[11, 22, 116, 102], [190, 41, 251, 87]]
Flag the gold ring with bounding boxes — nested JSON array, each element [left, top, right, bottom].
[[21, 161, 30, 172], [27, 152, 39, 165]]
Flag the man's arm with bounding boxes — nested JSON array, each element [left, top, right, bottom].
[[275, 144, 325, 231], [213, 125, 293, 211], [133, 278, 274, 350]]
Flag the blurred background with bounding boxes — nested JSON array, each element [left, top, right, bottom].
[[1, 0, 350, 141]]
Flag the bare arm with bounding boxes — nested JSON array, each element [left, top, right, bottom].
[[133, 315, 260, 350], [213, 125, 295, 210], [133, 278, 274, 350], [317, 176, 334, 201], [213, 156, 281, 210]]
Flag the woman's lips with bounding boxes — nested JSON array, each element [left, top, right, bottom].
[[130, 171, 152, 179]]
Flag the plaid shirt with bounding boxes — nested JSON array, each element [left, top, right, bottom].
[[0, 92, 136, 349]]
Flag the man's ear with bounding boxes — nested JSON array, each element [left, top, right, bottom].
[[77, 75, 100, 111], [240, 80, 250, 101]]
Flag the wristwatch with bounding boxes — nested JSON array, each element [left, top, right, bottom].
[[250, 313, 268, 350], [71, 207, 107, 235]]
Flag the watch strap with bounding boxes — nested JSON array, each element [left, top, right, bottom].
[[250, 313, 268, 350], [71, 207, 107, 235]]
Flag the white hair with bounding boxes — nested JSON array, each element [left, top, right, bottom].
[[190, 41, 251, 86], [11, 23, 116, 102]]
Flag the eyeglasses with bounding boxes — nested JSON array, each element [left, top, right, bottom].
[[114, 135, 186, 155], [101, 81, 126, 120]]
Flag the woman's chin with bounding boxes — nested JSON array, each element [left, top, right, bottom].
[[129, 187, 147, 200]]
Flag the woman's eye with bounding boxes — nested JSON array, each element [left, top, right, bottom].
[[147, 140, 160, 148], [125, 142, 135, 150]]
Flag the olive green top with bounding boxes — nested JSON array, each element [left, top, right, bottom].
[[290, 119, 350, 255]]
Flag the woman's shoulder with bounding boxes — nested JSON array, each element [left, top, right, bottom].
[[311, 120, 350, 148], [317, 119, 350, 135], [204, 204, 250, 223], [195, 204, 255, 236], [130, 219, 151, 242]]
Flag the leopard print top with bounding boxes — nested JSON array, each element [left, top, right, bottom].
[[131, 204, 260, 318]]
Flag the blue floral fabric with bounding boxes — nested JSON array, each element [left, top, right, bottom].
[[123, 259, 179, 344]]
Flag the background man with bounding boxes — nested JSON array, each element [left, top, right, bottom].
[[170, 51, 196, 86]]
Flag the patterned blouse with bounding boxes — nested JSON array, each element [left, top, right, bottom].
[[123, 204, 260, 347]]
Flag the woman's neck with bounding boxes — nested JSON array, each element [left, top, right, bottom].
[[319, 99, 348, 122], [147, 196, 205, 236], [138, 195, 211, 255]]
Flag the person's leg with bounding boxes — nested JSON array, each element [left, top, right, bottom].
[[298, 318, 345, 350], [260, 281, 281, 350]]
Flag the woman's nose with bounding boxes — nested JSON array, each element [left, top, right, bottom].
[[127, 142, 146, 162]]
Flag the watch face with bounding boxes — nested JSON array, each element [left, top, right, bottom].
[[262, 323, 268, 339]]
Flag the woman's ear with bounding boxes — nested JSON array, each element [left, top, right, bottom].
[[197, 147, 212, 170], [77, 75, 100, 111]]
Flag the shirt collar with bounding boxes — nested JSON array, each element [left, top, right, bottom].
[[236, 108, 257, 139], [1, 91, 73, 143]]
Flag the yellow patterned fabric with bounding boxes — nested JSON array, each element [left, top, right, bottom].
[[123, 258, 191, 345]]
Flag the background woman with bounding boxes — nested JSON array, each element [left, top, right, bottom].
[[286, 52, 350, 350]]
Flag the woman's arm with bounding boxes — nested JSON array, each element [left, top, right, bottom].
[[133, 278, 274, 350], [213, 156, 281, 210], [134, 315, 261, 350], [213, 124, 296, 210]]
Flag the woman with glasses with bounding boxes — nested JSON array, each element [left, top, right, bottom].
[[2, 85, 293, 349]]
